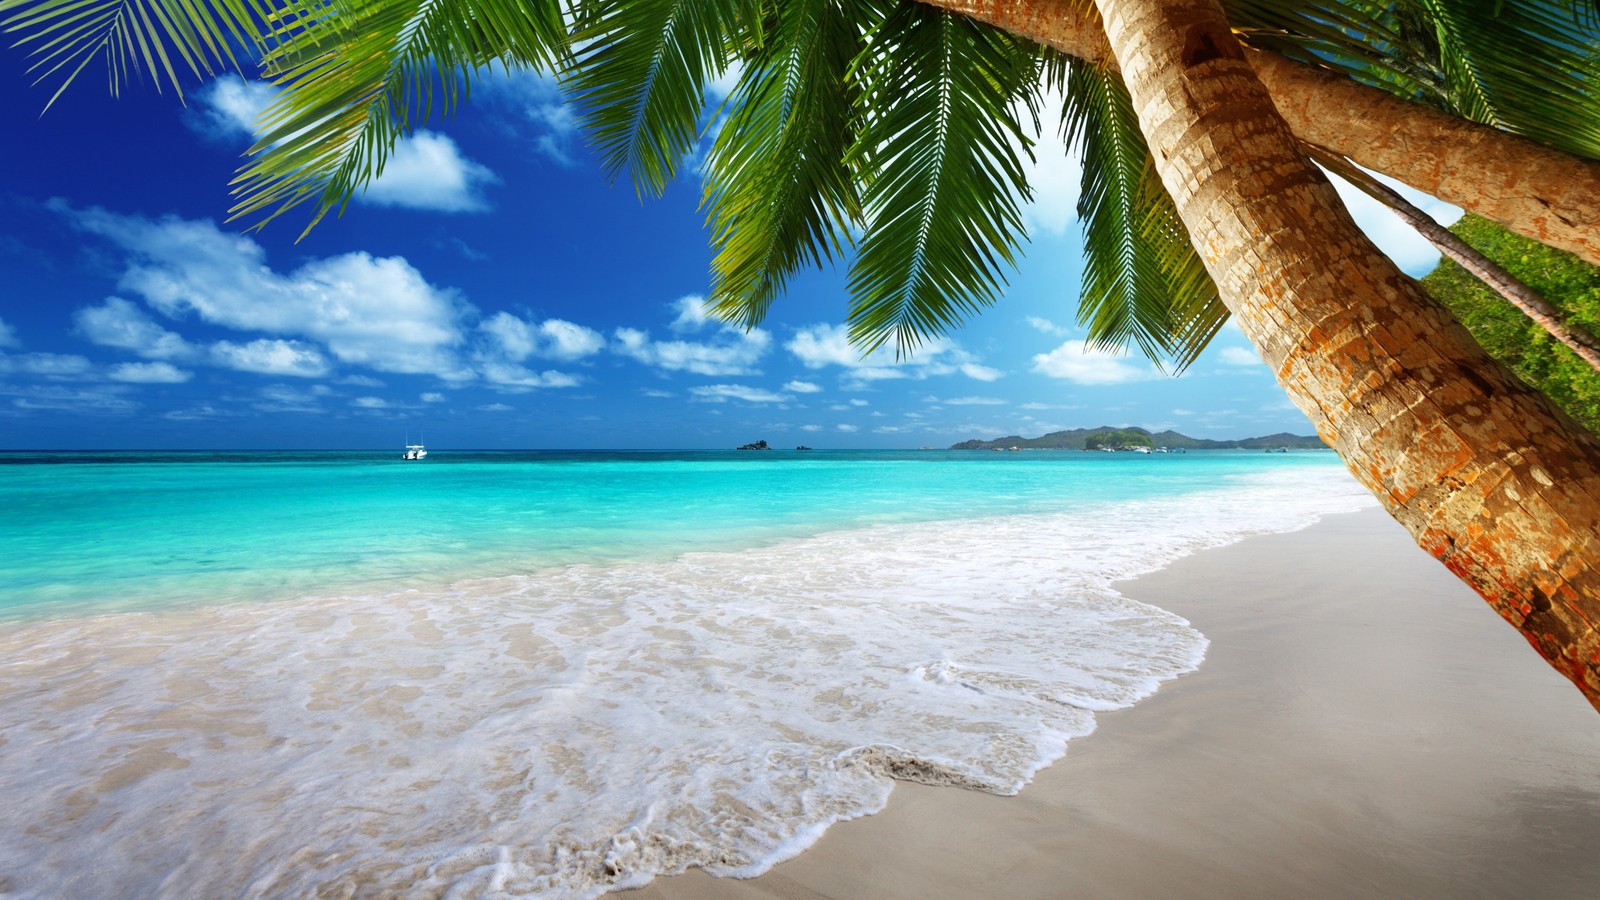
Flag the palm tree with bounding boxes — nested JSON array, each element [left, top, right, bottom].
[[6, 0, 1600, 712]]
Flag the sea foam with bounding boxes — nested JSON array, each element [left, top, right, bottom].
[[0, 466, 1374, 897]]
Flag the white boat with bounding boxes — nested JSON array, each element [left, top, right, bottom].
[[403, 435, 427, 460]]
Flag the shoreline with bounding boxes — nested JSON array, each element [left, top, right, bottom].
[[629, 508, 1600, 899]]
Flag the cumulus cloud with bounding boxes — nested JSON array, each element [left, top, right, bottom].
[[614, 298, 770, 376], [193, 77, 497, 212], [211, 339, 330, 377], [689, 384, 788, 404], [478, 402, 514, 412], [0, 317, 19, 348], [1219, 346, 1261, 367], [837, 424, 858, 433], [786, 323, 1001, 384], [783, 380, 822, 394], [1025, 316, 1072, 337], [59, 206, 472, 379], [421, 392, 446, 403], [353, 396, 389, 408], [75, 297, 195, 360], [943, 396, 1007, 406], [1031, 340, 1161, 385], [480, 312, 604, 362], [189, 76, 280, 141], [359, 132, 499, 212], [108, 362, 191, 383]]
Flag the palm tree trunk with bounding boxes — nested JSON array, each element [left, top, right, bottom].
[[1307, 145, 1600, 373], [924, 0, 1600, 267], [1091, 0, 1600, 712]]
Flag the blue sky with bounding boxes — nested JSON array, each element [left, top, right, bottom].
[[0, 45, 1460, 450]]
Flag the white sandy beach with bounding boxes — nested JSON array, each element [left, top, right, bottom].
[[631, 508, 1600, 899]]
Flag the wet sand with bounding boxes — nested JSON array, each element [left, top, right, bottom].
[[630, 508, 1600, 899]]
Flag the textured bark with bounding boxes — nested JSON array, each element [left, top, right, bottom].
[[1092, 0, 1600, 711], [922, 0, 1600, 267], [1309, 146, 1600, 373]]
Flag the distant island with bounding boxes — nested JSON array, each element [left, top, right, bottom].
[[736, 440, 771, 451], [950, 426, 1328, 451]]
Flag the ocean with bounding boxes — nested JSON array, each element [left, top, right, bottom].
[[0, 449, 1375, 897]]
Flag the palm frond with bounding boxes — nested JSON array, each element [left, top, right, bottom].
[[0, 0, 271, 107], [228, 0, 568, 235], [1062, 58, 1225, 372], [701, 0, 865, 331], [844, 2, 1039, 357], [566, 0, 760, 197]]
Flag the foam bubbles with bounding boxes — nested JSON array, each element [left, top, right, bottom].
[[0, 466, 1374, 897]]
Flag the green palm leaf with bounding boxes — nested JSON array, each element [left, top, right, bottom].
[[0, 0, 271, 107], [566, 0, 760, 197], [701, 0, 865, 330], [228, 0, 567, 235], [845, 2, 1039, 356], [1062, 57, 1226, 372]]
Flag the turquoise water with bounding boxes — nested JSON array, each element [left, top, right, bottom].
[[0, 449, 1345, 619], [1, 448, 1377, 897]]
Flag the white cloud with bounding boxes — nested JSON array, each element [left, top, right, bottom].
[[961, 363, 1004, 382], [211, 339, 330, 377], [783, 380, 822, 394], [1219, 347, 1261, 367], [0, 352, 94, 378], [480, 361, 582, 390], [669, 295, 718, 333], [108, 361, 191, 383], [1031, 340, 1160, 385], [944, 396, 1007, 406], [799, 424, 822, 432], [359, 131, 499, 212], [1324, 164, 1462, 277], [1025, 316, 1072, 337], [478, 402, 514, 412], [837, 424, 858, 433], [849, 399, 869, 407], [192, 78, 496, 212], [75, 297, 195, 360], [353, 396, 389, 409], [421, 392, 446, 403], [61, 207, 473, 379], [539, 318, 607, 360], [613, 309, 771, 377], [481, 313, 605, 362], [0, 317, 19, 348], [190, 76, 279, 141], [787, 324, 863, 368], [786, 323, 1000, 384], [689, 384, 788, 404]]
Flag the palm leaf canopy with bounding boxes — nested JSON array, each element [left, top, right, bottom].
[[5, 0, 1600, 362]]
